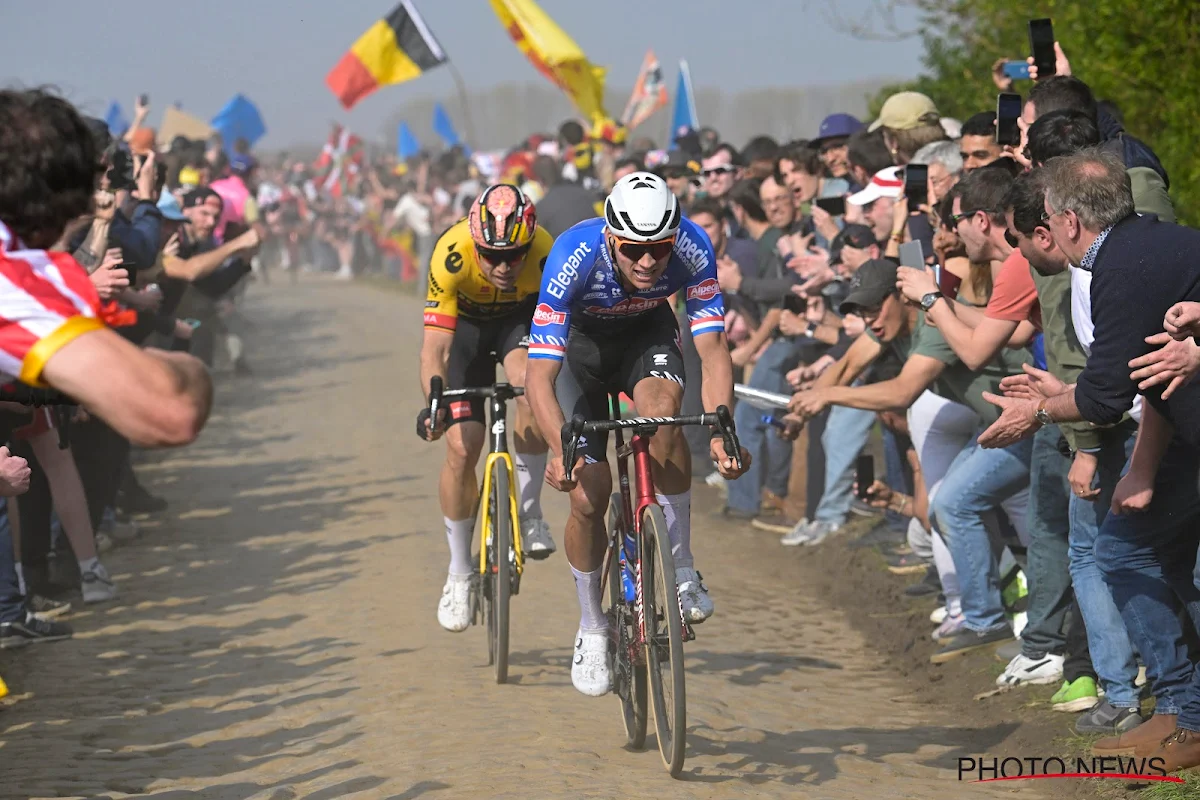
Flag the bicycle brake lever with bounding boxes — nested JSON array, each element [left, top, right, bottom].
[[715, 405, 742, 471], [426, 375, 444, 438], [561, 415, 584, 483]]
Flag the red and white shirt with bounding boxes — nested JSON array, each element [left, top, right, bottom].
[[0, 221, 104, 386]]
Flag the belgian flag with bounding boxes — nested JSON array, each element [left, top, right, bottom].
[[326, 1, 447, 110]]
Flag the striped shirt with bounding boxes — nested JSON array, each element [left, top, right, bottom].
[[0, 221, 104, 386]]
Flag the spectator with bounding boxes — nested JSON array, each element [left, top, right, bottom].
[[871, 92, 948, 165], [774, 142, 822, 208], [809, 113, 864, 198], [700, 143, 743, 202], [958, 112, 1006, 172], [846, 128, 894, 190], [742, 135, 780, 180]]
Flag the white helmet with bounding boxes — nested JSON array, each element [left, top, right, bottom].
[[604, 171, 682, 243]]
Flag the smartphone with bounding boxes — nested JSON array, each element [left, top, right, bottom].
[[1002, 60, 1031, 80], [903, 163, 928, 208], [1028, 19, 1056, 78], [996, 92, 1023, 146], [855, 455, 874, 500], [932, 264, 962, 300], [814, 196, 846, 217], [139, 93, 150, 106], [898, 240, 924, 269]]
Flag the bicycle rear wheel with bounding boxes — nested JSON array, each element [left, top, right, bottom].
[[606, 493, 647, 750], [487, 461, 512, 684], [642, 504, 686, 776]]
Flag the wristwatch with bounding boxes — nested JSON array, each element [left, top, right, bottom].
[[920, 291, 944, 311], [803, 322, 817, 338], [1035, 399, 1054, 427]]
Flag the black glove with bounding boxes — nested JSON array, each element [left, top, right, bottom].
[[416, 408, 432, 441]]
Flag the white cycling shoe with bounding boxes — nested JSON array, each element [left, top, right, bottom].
[[676, 566, 714, 624], [520, 517, 557, 559], [571, 629, 612, 696], [437, 574, 472, 632]]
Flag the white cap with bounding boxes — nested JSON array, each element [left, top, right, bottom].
[[848, 166, 904, 206]]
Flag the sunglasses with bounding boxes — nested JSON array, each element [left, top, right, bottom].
[[477, 243, 531, 265], [702, 165, 736, 178], [615, 235, 676, 262]]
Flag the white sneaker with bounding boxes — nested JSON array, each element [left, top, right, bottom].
[[802, 520, 841, 546], [996, 652, 1064, 688], [520, 517, 556, 559], [676, 566, 714, 623], [571, 628, 612, 696], [704, 472, 727, 494], [81, 565, 117, 604], [930, 605, 948, 625], [780, 519, 815, 546], [436, 574, 472, 632]]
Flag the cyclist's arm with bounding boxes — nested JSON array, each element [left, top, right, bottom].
[[526, 357, 565, 458], [813, 333, 883, 389], [821, 353, 945, 411], [420, 328, 453, 401], [694, 331, 735, 412]]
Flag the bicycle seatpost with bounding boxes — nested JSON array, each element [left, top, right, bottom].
[[561, 415, 585, 483], [715, 405, 743, 471]]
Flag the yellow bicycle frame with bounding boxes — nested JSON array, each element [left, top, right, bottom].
[[478, 451, 524, 576]]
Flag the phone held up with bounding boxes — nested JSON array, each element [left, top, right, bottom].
[[1028, 18, 1056, 78], [1002, 60, 1031, 80], [814, 196, 846, 217], [996, 92, 1023, 147], [903, 164, 928, 209], [855, 455, 874, 500]]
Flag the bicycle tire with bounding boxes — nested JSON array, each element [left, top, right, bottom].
[[642, 504, 686, 776], [490, 460, 512, 684], [606, 493, 647, 750]]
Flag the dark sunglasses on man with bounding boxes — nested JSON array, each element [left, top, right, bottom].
[[701, 165, 736, 178], [614, 234, 676, 262], [477, 243, 531, 265]]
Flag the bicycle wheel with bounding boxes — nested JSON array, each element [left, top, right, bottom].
[[488, 460, 512, 684], [642, 504, 686, 776], [606, 494, 647, 750]]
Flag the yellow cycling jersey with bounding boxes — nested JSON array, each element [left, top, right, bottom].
[[423, 219, 552, 332]]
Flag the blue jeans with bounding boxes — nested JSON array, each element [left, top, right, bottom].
[[0, 502, 22, 623], [1096, 437, 1200, 721], [1020, 425, 1073, 657], [933, 432, 1033, 633], [728, 338, 795, 514], [1069, 426, 1139, 709], [813, 404, 876, 525], [883, 428, 911, 533]]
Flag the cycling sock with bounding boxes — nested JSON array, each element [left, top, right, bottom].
[[570, 564, 606, 633], [444, 517, 474, 576], [513, 451, 547, 520], [656, 491, 693, 569], [13, 563, 24, 597]]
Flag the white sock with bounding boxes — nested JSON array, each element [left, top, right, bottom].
[[571, 564, 606, 633], [513, 451, 547, 520], [445, 517, 474, 576], [14, 562, 25, 596], [80, 557, 101, 577], [656, 491, 693, 569]]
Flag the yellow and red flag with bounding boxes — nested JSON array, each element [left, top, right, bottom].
[[621, 50, 669, 130], [489, 0, 608, 125], [326, 1, 447, 110]]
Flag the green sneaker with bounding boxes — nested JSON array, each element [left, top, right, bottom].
[[1051, 676, 1100, 712]]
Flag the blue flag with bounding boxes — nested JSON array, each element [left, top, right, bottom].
[[669, 60, 698, 149], [104, 100, 129, 137], [397, 122, 420, 160], [210, 94, 266, 150], [432, 103, 460, 148]]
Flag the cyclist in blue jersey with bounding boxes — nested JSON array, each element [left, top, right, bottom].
[[525, 172, 751, 696]]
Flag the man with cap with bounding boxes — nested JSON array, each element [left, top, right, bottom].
[[830, 223, 881, 277], [870, 92, 946, 165], [655, 150, 702, 205], [810, 113, 865, 198], [849, 166, 904, 244]]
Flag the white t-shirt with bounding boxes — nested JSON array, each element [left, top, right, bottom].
[[389, 193, 432, 237], [1070, 265, 1143, 423]]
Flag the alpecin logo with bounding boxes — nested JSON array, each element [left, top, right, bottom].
[[532, 303, 566, 327], [957, 755, 1182, 784], [687, 278, 720, 302]]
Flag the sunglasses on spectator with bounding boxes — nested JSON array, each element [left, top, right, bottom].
[[702, 165, 737, 178], [614, 234, 676, 262], [947, 208, 994, 227], [477, 243, 531, 264]]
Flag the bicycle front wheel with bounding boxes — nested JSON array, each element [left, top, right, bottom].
[[606, 494, 647, 750], [642, 504, 686, 776], [488, 460, 512, 684]]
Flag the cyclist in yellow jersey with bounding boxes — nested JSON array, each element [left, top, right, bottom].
[[418, 184, 555, 632]]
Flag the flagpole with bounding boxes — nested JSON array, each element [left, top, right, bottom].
[[446, 62, 478, 149]]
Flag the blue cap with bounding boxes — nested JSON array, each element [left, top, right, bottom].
[[157, 187, 187, 221], [811, 113, 864, 147], [229, 152, 256, 175]]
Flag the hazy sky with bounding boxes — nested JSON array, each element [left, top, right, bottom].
[[4, 0, 925, 146]]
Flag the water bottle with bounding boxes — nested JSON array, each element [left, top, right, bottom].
[[621, 532, 637, 603]]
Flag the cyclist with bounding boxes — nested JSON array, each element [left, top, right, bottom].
[[524, 172, 750, 696], [419, 184, 556, 633]]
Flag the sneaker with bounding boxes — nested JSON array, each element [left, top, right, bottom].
[[780, 519, 815, 546], [520, 517, 556, 560], [802, 520, 841, 546], [995, 638, 1024, 662], [905, 565, 941, 598], [571, 628, 612, 696], [751, 515, 800, 535], [101, 509, 139, 543], [676, 567, 714, 623], [849, 521, 904, 550], [704, 472, 727, 494], [26, 595, 71, 621], [0, 613, 73, 649], [1052, 676, 1102, 713], [932, 613, 966, 643], [436, 574, 472, 632], [930, 625, 1013, 664], [886, 551, 930, 575], [930, 605, 948, 625], [81, 566, 117, 604], [1076, 700, 1143, 734], [997, 652, 1064, 688], [94, 531, 114, 554], [117, 485, 168, 515], [850, 499, 880, 517]]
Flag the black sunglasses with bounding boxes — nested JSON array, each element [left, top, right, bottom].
[[617, 238, 675, 262], [477, 243, 531, 264]]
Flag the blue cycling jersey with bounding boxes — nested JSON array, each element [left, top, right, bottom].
[[528, 217, 725, 361]]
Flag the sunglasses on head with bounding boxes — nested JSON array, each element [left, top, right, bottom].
[[702, 165, 736, 178], [477, 243, 531, 265], [615, 235, 676, 262]]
